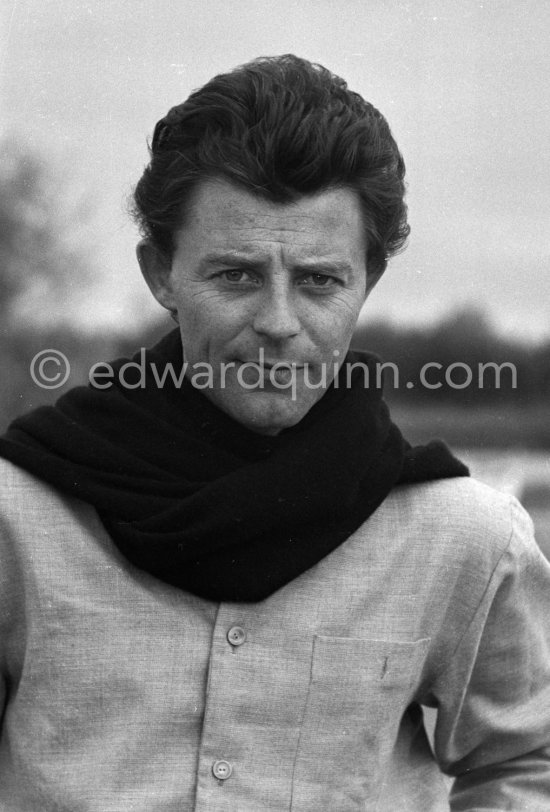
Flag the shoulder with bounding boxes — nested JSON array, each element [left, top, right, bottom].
[[0, 457, 87, 618], [391, 475, 526, 543], [368, 476, 537, 586], [0, 455, 70, 514], [0, 457, 119, 602], [0, 456, 100, 548]]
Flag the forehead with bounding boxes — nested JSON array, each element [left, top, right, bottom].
[[174, 179, 366, 258]]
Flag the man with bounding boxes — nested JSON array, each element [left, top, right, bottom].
[[0, 55, 549, 811]]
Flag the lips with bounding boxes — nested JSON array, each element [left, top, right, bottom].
[[238, 359, 304, 370], [233, 358, 306, 389], [241, 361, 305, 380]]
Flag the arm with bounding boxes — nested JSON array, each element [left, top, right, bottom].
[[432, 498, 550, 811]]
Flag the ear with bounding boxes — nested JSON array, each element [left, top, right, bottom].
[[136, 240, 177, 312], [364, 268, 384, 300]]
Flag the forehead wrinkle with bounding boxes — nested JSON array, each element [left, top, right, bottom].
[[198, 207, 329, 231], [203, 238, 355, 267], [230, 224, 317, 235], [204, 229, 343, 254], [207, 224, 327, 244]]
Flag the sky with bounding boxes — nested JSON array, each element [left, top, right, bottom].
[[2, 0, 549, 340]]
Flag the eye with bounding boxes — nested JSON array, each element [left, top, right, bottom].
[[219, 269, 260, 285], [300, 273, 339, 288], [310, 274, 332, 286], [223, 269, 248, 282]]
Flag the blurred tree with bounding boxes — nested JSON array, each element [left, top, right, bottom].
[[353, 307, 550, 406], [0, 137, 106, 428], [0, 137, 94, 330], [0, 137, 173, 431]]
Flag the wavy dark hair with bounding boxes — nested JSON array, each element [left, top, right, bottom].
[[132, 54, 409, 276]]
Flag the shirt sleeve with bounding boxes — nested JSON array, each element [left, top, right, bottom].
[[430, 497, 550, 811]]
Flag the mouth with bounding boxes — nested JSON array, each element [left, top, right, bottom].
[[235, 359, 305, 387]]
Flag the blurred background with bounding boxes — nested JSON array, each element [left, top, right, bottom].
[[1, 0, 549, 552]]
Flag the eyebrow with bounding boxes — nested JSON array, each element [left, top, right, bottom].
[[200, 252, 355, 275], [293, 260, 355, 275], [200, 252, 264, 270]]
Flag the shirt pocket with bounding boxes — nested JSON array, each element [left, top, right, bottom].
[[290, 636, 430, 812]]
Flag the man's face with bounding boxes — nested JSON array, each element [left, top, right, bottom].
[[141, 178, 380, 435]]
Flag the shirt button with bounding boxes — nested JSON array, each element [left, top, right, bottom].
[[212, 759, 233, 780], [227, 626, 246, 646]]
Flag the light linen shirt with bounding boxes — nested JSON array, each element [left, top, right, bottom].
[[1, 457, 550, 811]]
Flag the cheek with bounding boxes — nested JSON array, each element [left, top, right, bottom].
[[178, 301, 246, 360], [312, 305, 361, 349]]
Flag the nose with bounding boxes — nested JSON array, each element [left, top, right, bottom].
[[252, 282, 301, 341]]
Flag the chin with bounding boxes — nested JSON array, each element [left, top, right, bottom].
[[227, 395, 314, 436]]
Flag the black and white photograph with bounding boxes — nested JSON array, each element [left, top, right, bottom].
[[1, 1, 549, 809]]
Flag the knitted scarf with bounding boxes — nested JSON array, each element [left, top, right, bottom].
[[0, 330, 468, 602]]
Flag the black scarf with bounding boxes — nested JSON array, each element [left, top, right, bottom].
[[0, 330, 468, 602]]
